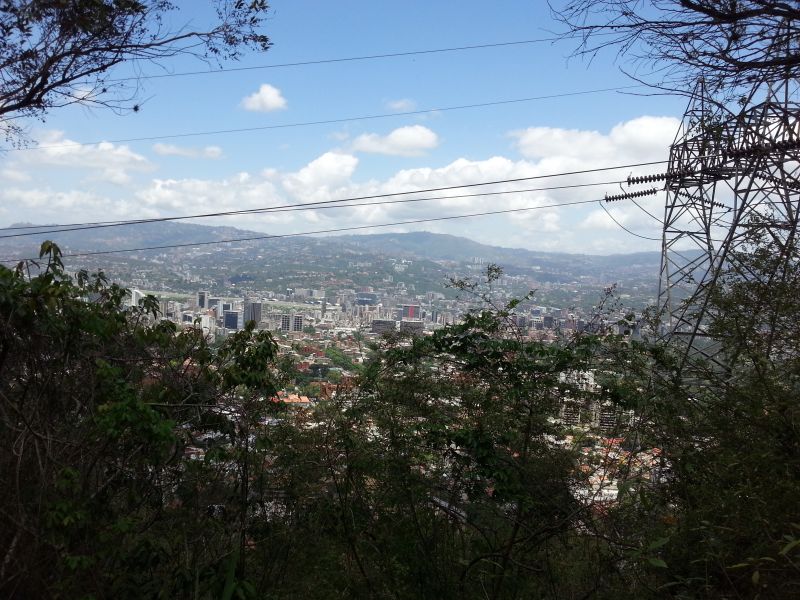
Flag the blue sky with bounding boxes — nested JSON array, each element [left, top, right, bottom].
[[0, 0, 688, 254]]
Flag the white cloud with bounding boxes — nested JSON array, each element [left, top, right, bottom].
[[68, 86, 96, 103], [513, 116, 678, 165], [581, 207, 630, 231], [385, 98, 416, 112], [579, 196, 665, 234], [15, 130, 154, 184], [0, 167, 31, 183], [290, 152, 358, 187], [0, 187, 151, 223], [241, 84, 287, 112], [132, 175, 293, 232], [116, 134, 657, 249], [2, 116, 679, 254], [510, 209, 561, 232], [152, 143, 223, 159], [352, 125, 439, 156], [282, 152, 360, 202]]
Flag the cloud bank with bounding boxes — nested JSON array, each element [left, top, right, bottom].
[[352, 125, 439, 156], [3, 116, 680, 253]]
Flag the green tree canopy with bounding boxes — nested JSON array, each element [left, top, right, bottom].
[[0, 244, 286, 598]]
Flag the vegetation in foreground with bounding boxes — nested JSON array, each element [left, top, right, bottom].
[[1, 232, 798, 599]]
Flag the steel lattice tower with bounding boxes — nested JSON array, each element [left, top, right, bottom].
[[657, 79, 800, 368]]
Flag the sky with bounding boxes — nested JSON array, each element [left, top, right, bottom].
[[0, 0, 690, 255]]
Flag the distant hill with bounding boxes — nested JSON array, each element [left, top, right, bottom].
[[0, 221, 666, 286], [2, 221, 662, 260], [338, 231, 662, 273], [0, 221, 254, 256]]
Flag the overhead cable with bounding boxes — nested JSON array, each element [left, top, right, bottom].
[[2, 197, 614, 262], [0, 179, 630, 239], [4, 155, 684, 237], [106, 36, 601, 82], [597, 201, 661, 241], [11, 86, 643, 151]]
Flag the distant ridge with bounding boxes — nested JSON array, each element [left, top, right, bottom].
[[0, 220, 674, 289], [337, 231, 663, 270], [0, 220, 661, 264]]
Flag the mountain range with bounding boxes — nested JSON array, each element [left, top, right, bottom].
[[0, 222, 665, 302]]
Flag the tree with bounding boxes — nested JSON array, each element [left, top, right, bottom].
[[0, 243, 287, 598], [551, 0, 800, 95], [593, 225, 800, 598], [262, 268, 621, 599], [0, 0, 271, 144]]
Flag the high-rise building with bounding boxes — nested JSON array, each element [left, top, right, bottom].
[[244, 301, 262, 325], [128, 289, 144, 308], [280, 314, 291, 332], [197, 290, 208, 309], [224, 310, 243, 330], [292, 315, 303, 332], [197, 314, 216, 333], [402, 304, 421, 320]]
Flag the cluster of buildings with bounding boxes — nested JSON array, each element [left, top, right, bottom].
[[124, 271, 650, 506], [148, 290, 308, 340], [140, 284, 638, 345]]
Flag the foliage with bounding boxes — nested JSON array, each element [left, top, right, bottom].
[[0, 0, 271, 144], [0, 242, 284, 598], [598, 227, 800, 598], [251, 269, 629, 599], [324, 345, 358, 372], [3, 242, 799, 598]]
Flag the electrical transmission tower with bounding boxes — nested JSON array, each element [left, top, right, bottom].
[[656, 79, 800, 369]]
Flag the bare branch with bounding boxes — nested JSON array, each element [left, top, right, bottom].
[[0, 0, 271, 145], [551, 0, 800, 95]]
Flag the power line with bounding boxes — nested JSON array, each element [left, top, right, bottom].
[[8, 163, 666, 237], [2, 197, 611, 263], [629, 197, 663, 223], [597, 201, 661, 241], [3, 155, 675, 238], [11, 86, 642, 151], [0, 179, 629, 239], [107, 36, 580, 83]]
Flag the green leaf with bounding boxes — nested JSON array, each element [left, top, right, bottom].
[[647, 537, 670, 551], [221, 549, 239, 600], [779, 538, 800, 556], [647, 557, 668, 568]]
